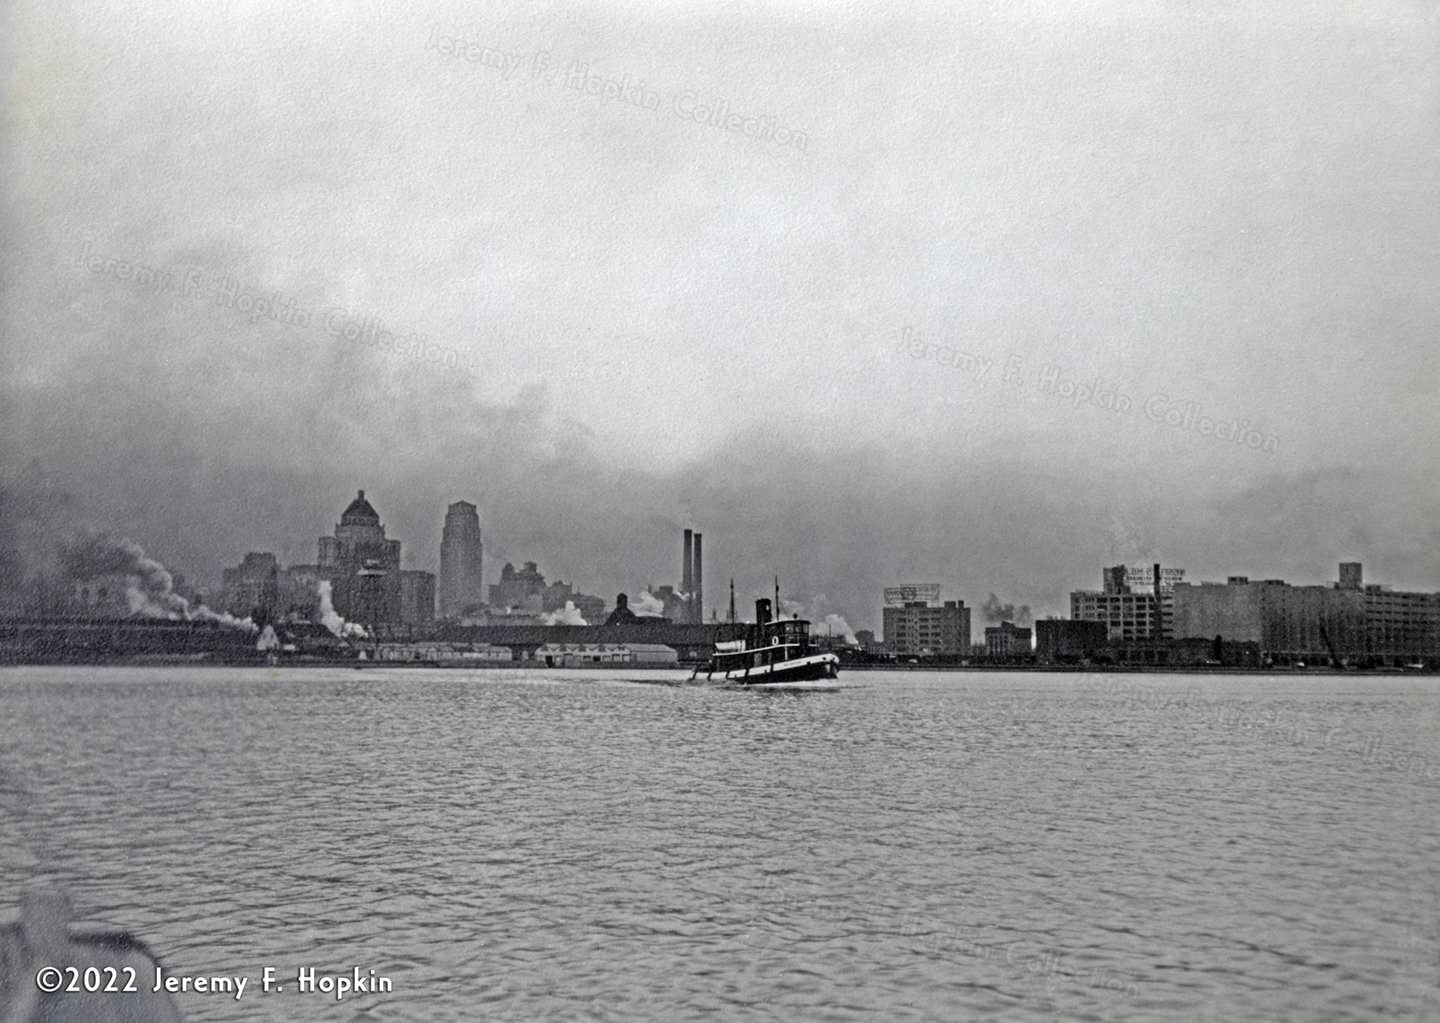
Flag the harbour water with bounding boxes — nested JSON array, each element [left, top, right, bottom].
[[2, 666, 1438, 1021]]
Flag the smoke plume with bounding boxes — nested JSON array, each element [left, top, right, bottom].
[[822, 614, 858, 645], [541, 601, 588, 626], [982, 593, 1032, 625], [780, 596, 858, 644], [631, 590, 665, 617], [59, 532, 255, 630], [316, 580, 367, 638]]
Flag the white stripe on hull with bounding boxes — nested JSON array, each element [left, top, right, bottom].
[[711, 653, 839, 685]]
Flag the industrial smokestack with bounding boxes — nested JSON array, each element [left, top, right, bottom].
[[1153, 563, 1164, 641], [693, 532, 702, 625], [682, 529, 693, 621]]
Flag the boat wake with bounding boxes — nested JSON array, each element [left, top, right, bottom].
[[718, 679, 844, 692]]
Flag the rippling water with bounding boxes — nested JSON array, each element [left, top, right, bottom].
[[2, 666, 1438, 1021]]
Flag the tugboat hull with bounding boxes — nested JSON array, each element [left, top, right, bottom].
[[713, 653, 839, 686]]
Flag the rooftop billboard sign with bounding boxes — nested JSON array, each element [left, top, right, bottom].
[[884, 584, 942, 605]]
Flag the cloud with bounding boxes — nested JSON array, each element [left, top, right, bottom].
[[2, 2, 1436, 635]]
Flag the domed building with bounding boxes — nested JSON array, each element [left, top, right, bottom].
[[318, 490, 403, 627]]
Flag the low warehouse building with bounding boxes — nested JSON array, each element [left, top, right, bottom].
[[534, 643, 678, 666], [624, 643, 680, 665], [376, 642, 512, 663]]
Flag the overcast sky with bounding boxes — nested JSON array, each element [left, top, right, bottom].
[[3, 0, 1437, 630]]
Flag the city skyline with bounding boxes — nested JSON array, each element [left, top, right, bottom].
[[15, 470, 1435, 637]]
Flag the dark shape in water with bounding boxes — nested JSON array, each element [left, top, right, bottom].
[[0, 888, 184, 1022]]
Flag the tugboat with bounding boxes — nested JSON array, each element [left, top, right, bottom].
[[695, 585, 839, 685]]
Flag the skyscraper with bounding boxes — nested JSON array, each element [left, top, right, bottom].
[[220, 552, 280, 619], [401, 570, 437, 624], [439, 500, 484, 618], [318, 490, 402, 626], [488, 561, 545, 610]]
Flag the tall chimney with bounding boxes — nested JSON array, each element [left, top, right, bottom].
[[693, 532, 703, 625], [1153, 563, 1164, 641], [682, 529, 693, 621]]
